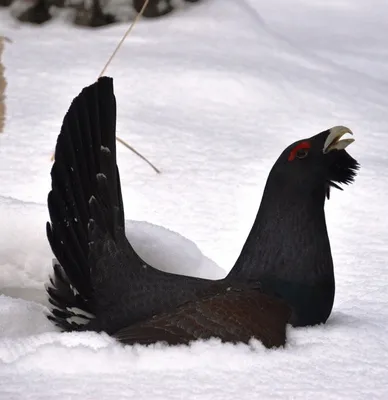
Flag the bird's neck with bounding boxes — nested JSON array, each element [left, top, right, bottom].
[[228, 178, 335, 326]]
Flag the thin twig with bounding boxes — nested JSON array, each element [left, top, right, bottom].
[[98, 0, 150, 79], [97, 0, 160, 174], [116, 136, 160, 174], [52, 0, 161, 174], [97, 0, 160, 173]]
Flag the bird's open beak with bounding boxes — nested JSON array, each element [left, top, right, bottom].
[[323, 126, 355, 154]]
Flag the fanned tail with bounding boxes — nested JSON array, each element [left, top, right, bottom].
[[46, 77, 210, 334], [46, 77, 127, 331]]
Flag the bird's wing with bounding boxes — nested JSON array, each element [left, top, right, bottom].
[[46, 77, 212, 333], [114, 287, 291, 349]]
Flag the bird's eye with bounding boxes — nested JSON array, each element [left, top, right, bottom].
[[296, 149, 308, 159], [288, 141, 311, 161]]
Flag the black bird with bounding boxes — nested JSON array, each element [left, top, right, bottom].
[[46, 77, 359, 348]]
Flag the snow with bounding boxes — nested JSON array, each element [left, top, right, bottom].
[[0, 194, 224, 301], [0, 0, 388, 398]]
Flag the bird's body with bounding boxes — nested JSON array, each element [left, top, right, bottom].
[[46, 77, 358, 348]]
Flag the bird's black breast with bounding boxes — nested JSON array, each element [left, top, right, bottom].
[[258, 275, 335, 327]]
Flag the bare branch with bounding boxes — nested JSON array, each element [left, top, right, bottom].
[[116, 136, 161, 174], [0, 36, 11, 134], [98, 0, 150, 79], [52, 0, 161, 174]]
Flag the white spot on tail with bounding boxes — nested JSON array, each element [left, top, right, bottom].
[[70, 284, 79, 296], [66, 315, 90, 326], [66, 307, 95, 319], [96, 173, 107, 180], [65, 307, 96, 326]]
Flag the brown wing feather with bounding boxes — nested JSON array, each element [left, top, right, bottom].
[[114, 288, 291, 349]]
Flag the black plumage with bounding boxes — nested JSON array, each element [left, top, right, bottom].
[[46, 77, 359, 347]]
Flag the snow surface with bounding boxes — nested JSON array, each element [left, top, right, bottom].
[[1, 0, 388, 398]]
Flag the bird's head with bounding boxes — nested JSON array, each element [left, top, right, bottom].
[[270, 126, 359, 200]]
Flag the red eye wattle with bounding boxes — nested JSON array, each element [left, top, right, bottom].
[[288, 141, 311, 161]]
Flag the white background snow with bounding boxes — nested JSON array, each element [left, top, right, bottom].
[[1, 0, 388, 398]]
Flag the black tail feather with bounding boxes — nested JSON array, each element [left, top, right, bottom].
[[46, 77, 216, 335], [46, 77, 122, 331], [46, 261, 95, 331]]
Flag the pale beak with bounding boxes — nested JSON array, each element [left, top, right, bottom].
[[323, 126, 355, 154]]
